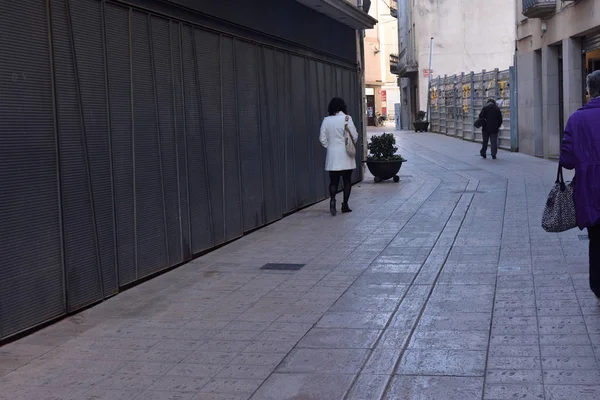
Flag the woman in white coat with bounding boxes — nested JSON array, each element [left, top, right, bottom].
[[319, 97, 359, 216]]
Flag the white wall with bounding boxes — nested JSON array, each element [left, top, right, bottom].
[[414, 0, 516, 111]]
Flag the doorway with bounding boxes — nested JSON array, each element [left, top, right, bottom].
[[366, 95, 375, 126]]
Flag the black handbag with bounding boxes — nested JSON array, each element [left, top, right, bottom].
[[474, 118, 486, 129], [541, 164, 577, 233]]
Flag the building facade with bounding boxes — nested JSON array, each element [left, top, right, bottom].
[[393, 0, 516, 129], [364, 0, 401, 126], [516, 0, 600, 158], [0, 0, 375, 341]]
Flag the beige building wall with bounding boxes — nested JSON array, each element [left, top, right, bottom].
[[516, 0, 600, 158], [364, 0, 400, 120], [413, 0, 516, 111]]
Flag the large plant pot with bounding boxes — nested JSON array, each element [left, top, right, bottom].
[[413, 121, 429, 132], [365, 160, 406, 183]]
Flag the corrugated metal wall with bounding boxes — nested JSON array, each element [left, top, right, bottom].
[[0, 0, 361, 340]]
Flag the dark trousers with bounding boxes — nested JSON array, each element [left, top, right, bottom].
[[589, 226, 600, 297], [329, 170, 352, 204], [481, 132, 498, 157]]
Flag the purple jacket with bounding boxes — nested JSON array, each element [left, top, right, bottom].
[[560, 97, 600, 229]]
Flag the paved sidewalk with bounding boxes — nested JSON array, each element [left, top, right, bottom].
[[0, 131, 594, 400]]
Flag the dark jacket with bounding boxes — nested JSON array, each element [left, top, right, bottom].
[[559, 97, 600, 229], [478, 100, 503, 134]]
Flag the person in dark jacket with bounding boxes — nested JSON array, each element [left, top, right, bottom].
[[478, 98, 503, 159]]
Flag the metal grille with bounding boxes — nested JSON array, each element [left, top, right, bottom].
[[583, 29, 600, 53], [429, 68, 516, 151], [105, 3, 136, 286], [0, 0, 361, 340], [0, 0, 65, 337]]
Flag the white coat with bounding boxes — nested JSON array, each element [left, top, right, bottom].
[[319, 112, 359, 171]]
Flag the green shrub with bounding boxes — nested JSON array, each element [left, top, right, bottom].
[[367, 133, 402, 161]]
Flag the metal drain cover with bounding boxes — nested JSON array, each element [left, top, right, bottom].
[[261, 263, 305, 271], [579, 235, 589, 241]]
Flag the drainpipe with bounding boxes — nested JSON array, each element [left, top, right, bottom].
[[358, 0, 368, 174]]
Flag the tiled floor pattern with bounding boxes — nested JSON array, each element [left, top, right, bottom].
[[0, 130, 594, 400]]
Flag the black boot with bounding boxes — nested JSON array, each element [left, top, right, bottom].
[[342, 203, 352, 213], [330, 198, 337, 216]]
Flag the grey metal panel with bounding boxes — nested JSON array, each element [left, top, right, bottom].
[[236, 40, 265, 231], [316, 61, 330, 195], [273, 50, 288, 217], [151, 15, 183, 265], [194, 29, 224, 246], [70, 0, 118, 296], [180, 26, 213, 253], [105, 2, 136, 286], [277, 52, 296, 213], [259, 47, 281, 223], [220, 37, 243, 241], [51, 0, 103, 311], [131, 10, 169, 278], [291, 55, 311, 208], [170, 22, 192, 260], [583, 29, 600, 53], [0, 0, 65, 338], [308, 60, 325, 201]]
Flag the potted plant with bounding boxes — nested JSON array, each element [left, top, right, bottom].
[[413, 110, 429, 132], [364, 133, 406, 183]]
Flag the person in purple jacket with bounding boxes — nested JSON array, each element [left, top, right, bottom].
[[560, 70, 600, 299]]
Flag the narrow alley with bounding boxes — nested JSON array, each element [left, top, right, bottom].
[[0, 131, 593, 400]]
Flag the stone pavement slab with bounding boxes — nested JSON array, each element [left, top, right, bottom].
[[0, 130, 595, 399]]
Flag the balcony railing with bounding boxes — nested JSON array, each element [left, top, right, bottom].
[[390, 0, 398, 18], [522, 0, 556, 19]]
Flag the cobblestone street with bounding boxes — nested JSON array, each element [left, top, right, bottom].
[[0, 130, 593, 400]]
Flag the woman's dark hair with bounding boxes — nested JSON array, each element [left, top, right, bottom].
[[328, 97, 348, 116]]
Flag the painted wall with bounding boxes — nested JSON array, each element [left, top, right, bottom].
[[413, 0, 516, 111], [364, 0, 400, 117], [517, 0, 599, 53]]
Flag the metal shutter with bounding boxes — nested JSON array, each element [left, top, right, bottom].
[[131, 10, 169, 278], [105, 3, 136, 286], [194, 29, 224, 247], [70, 0, 118, 297], [316, 62, 330, 197], [258, 47, 281, 224], [170, 22, 192, 260], [150, 15, 183, 265], [309, 60, 326, 201], [0, 0, 65, 338], [236, 41, 265, 231], [291, 55, 311, 207], [583, 29, 600, 53], [51, 0, 103, 311], [180, 26, 213, 253], [277, 52, 296, 213], [220, 37, 244, 241]]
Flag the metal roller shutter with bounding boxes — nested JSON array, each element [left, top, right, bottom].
[[221, 37, 244, 241], [51, 0, 103, 311], [316, 62, 330, 196], [182, 26, 213, 253], [70, 0, 118, 297], [194, 29, 223, 247], [583, 29, 600, 53], [0, 0, 65, 338], [105, 3, 136, 286], [151, 15, 183, 265], [309, 60, 326, 201], [278, 52, 296, 213], [236, 41, 265, 231], [131, 10, 169, 278], [170, 22, 192, 261], [259, 47, 280, 224], [291, 55, 311, 208]]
